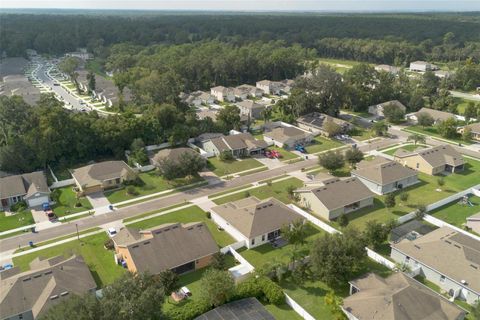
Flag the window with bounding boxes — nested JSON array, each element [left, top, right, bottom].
[[416, 163, 420, 169], [251, 238, 255, 246], [440, 275, 446, 283]]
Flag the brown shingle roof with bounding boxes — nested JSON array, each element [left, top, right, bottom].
[[210, 133, 267, 152], [296, 112, 350, 131], [392, 227, 480, 294], [114, 222, 218, 274], [352, 157, 418, 185], [394, 145, 464, 168], [343, 272, 465, 320], [415, 108, 455, 122], [0, 171, 49, 200], [71, 161, 136, 188], [151, 148, 198, 166], [211, 197, 303, 238], [264, 126, 310, 143]]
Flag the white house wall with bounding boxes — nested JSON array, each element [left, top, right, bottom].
[[211, 211, 249, 244]]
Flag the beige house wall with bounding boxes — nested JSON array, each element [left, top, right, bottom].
[[394, 155, 437, 175], [116, 246, 138, 273]]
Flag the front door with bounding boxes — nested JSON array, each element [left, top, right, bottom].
[[1, 198, 8, 207]]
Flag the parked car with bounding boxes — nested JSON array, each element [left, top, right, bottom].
[[295, 145, 307, 153], [107, 227, 117, 237]]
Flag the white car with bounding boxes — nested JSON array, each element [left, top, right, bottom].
[[107, 227, 117, 237]]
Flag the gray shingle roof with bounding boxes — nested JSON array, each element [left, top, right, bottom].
[[0, 171, 49, 200], [71, 161, 136, 188], [394, 145, 464, 168], [352, 156, 417, 185], [195, 298, 275, 320]]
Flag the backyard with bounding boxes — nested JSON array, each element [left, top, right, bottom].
[[212, 177, 304, 205], [304, 136, 344, 154], [51, 186, 92, 217], [0, 210, 34, 232], [12, 232, 125, 287], [126, 205, 235, 248], [429, 195, 480, 227], [105, 171, 204, 203], [207, 157, 266, 177]]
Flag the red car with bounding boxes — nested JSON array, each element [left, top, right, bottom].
[[270, 150, 282, 158]]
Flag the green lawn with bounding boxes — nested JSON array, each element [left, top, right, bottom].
[[382, 143, 428, 156], [105, 171, 204, 203], [266, 148, 300, 161], [429, 196, 480, 227], [327, 158, 480, 231], [127, 205, 235, 248], [264, 303, 303, 320], [405, 126, 471, 145], [305, 136, 344, 154], [207, 157, 265, 177], [52, 186, 92, 217], [350, 126, 375, 141], [213, 177, 304, 205], [317, 58, 362, 73], [0, 210, 35, 232], [12, 233, 125, 287]]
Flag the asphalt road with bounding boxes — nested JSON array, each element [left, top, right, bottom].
[[0, 138, 395, 252]]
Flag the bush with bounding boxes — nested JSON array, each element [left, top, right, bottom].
[[206, 211, 211, 219], [259, 277, 285, 305], [399, 192, 409, 202], [74, 201, 83, 208], [164, 300, 210, 320], [126, 185, 138, 195], [337, 213, 349, 227], [104, 239, 114, 250], [219, 150, 234, 161], [11, 200, 27, 212], [234, 276, 264, 300]]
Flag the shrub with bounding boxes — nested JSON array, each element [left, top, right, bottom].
[[11, 200, 27, 212], [210, 252, 227, 270], [104, 239, 114, 250], [399, 192, 409, 202], [74, 201, 83, 208], [337, 213, 349, 227], [219, 150, 234, 161], [244, 191, 251, 198], [258, 277, 285, 305], [164, 300, 210, 320], [206, 211, 211, 219], [235, 276, 263, 300], [126, 185, 137, 195]]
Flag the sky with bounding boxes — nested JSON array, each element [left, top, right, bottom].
[[2, 0, 480, 12]]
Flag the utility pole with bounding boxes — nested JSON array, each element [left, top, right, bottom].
[[76, 223, 80, 241]]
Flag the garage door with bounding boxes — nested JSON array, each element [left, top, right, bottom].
[[27, 196, 49, 208]]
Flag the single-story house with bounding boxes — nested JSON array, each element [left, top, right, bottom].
[[200, 133, 268, 158], [71, 161, 137, 195], [391, 227, 480, 305], [368, 100, 407, 118], [294, 177, 375, 220], [210, 197, 303, 249], [180, 91, 215, 106], [236, 100, 266, 119], [0, 255, 96, 320], [407, 107, 456, 125], [466, 211, 480, 235], [77, 70, 131, 107], [112, 222, 218, 275], [393, 144, 464, 175], [0, 171, 50, 208], [296, 112, 352, 136], [263, 126, 314, 149], [342, 272, 465, 320], [435, 70, 454, 79], [351, 156, 419, 195], [409, 61, 439, 72], [195, 298, 275, 320], [234, 84, 264, 100], [389, 219, 436, 244], [150, 147, 202, 167], [458, 122, 480, 141], [374, 64, 400, 75], [255, 79, 294, 95], [210, 86, 235, 102]]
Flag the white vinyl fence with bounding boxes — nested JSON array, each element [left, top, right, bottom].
[[366, 248, 396, 270], [285, 293, 316, 320], [288, 204, 340, 235], [49, 179, 74, 189]]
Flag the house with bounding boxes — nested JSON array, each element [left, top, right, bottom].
[[368, 100, 407, 118], [409, 61, 439, 72], [294, 177, 374, 220], [435, 70, 454, 79], [150, 147, 201, 167], [390, 227, 480, 305], [65, 48, 93, 60], [200, 133, 268, 158], [112, 222, 218, 275], [467, 212, 480, 234], [296, 112, 352, 136], [256, 79, 294, 95], [236, 100, 266, 119], [210, 197, 303, 249], [458, 122, 480, 141], [374, 64, 400, 75], [195, 297, 275, 320], [0, 171, 50, 209], [351, 156, 419, 195], [389, 219, 436, 244], [210, 86, 235, 102], [234, 84, 264, 100], [196, 109, 218, 121], [77, 70, 131, 107], [71, 161, 137, 195], [0, 255, 96, 320], [263, 126, 313, 149], [342, 272, 465, 320], [408, 107, 456, 124], [393, 144, 464, 175], [180, 91, 215, 106]]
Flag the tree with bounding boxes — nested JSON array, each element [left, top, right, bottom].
[[337, 213, 349, 227], [281, 219, 307, 249], [286, 185, 297, 201], [218, 150, 234, 161], [199, 269, 235, 307], [415, 205, 427, 220], [471, 300, 480, 320], [156, 270, 179, 295], [310, 228, 366, 286], [156, 151, 206, 180], [407, 133, 426, 145], [436, 117, 458, 139], [371, 121, 388, 137], [363, 220, 390, 250], [261, 107, 273, 124], [344, 148, 364, 167], [463, 102, 477, 123], [462, 126, 472, 142], [318, 151, 345, 173], [86, 71, 96, 94], [324, 291, 347, 320], [323, 120, 343, 137], [421, 71, 439, 96], [383, 103, 405, 123], [437, 177, 445, 188], [40, 294, 101, 320], [58, 57, 80, 89], [217, 105, 241, 130], [416, 112, 435, 127], [129, 138, 148, 166], [384, 193, 396, 210], [210, 252, 227, 270]]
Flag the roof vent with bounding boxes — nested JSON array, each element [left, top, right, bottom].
[[454, 244, 461, 249], [143, 241, 150, 245], [172, 226, 179, 229], [33, 274, 42, 278], [470, 264, 478, 270], [132, 245, 139, 249], [44, 271, 53, 275], [22, 277, 31, 282], [155, 231, 162, 234], [50, 295, 59, 300], [60, 291, 69, 296], [414, 245, 421, 249], [187, 227, 194, 230]]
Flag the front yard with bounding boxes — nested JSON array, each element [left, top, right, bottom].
[[212, 177, 304, 205], [52, 186, 92, 217], [382, 143, 428, 156], [12, 232, 125, 288], [0, 210, 35, 232], [266, 148, 300, 161], [105, 171, 204, 203], [304, 136, 344, 154], [429, 195, 480, 227], [207, 157, 266, 177], [404, 126, 471, 145], [126, 205, 235, 248]]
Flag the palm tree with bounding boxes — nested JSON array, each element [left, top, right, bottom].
[[407, 133, 426, 145]]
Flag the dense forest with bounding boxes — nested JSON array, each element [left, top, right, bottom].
[[2, 13, 480, 64]]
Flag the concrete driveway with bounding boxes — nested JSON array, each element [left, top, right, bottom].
[[30, 207, 49, 224], [85, 192, 112, 214], [253, 155, 286, 169]]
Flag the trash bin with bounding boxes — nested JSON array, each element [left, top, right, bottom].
[[109, 205, 114, 211], [29, 241, 34, 247]]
